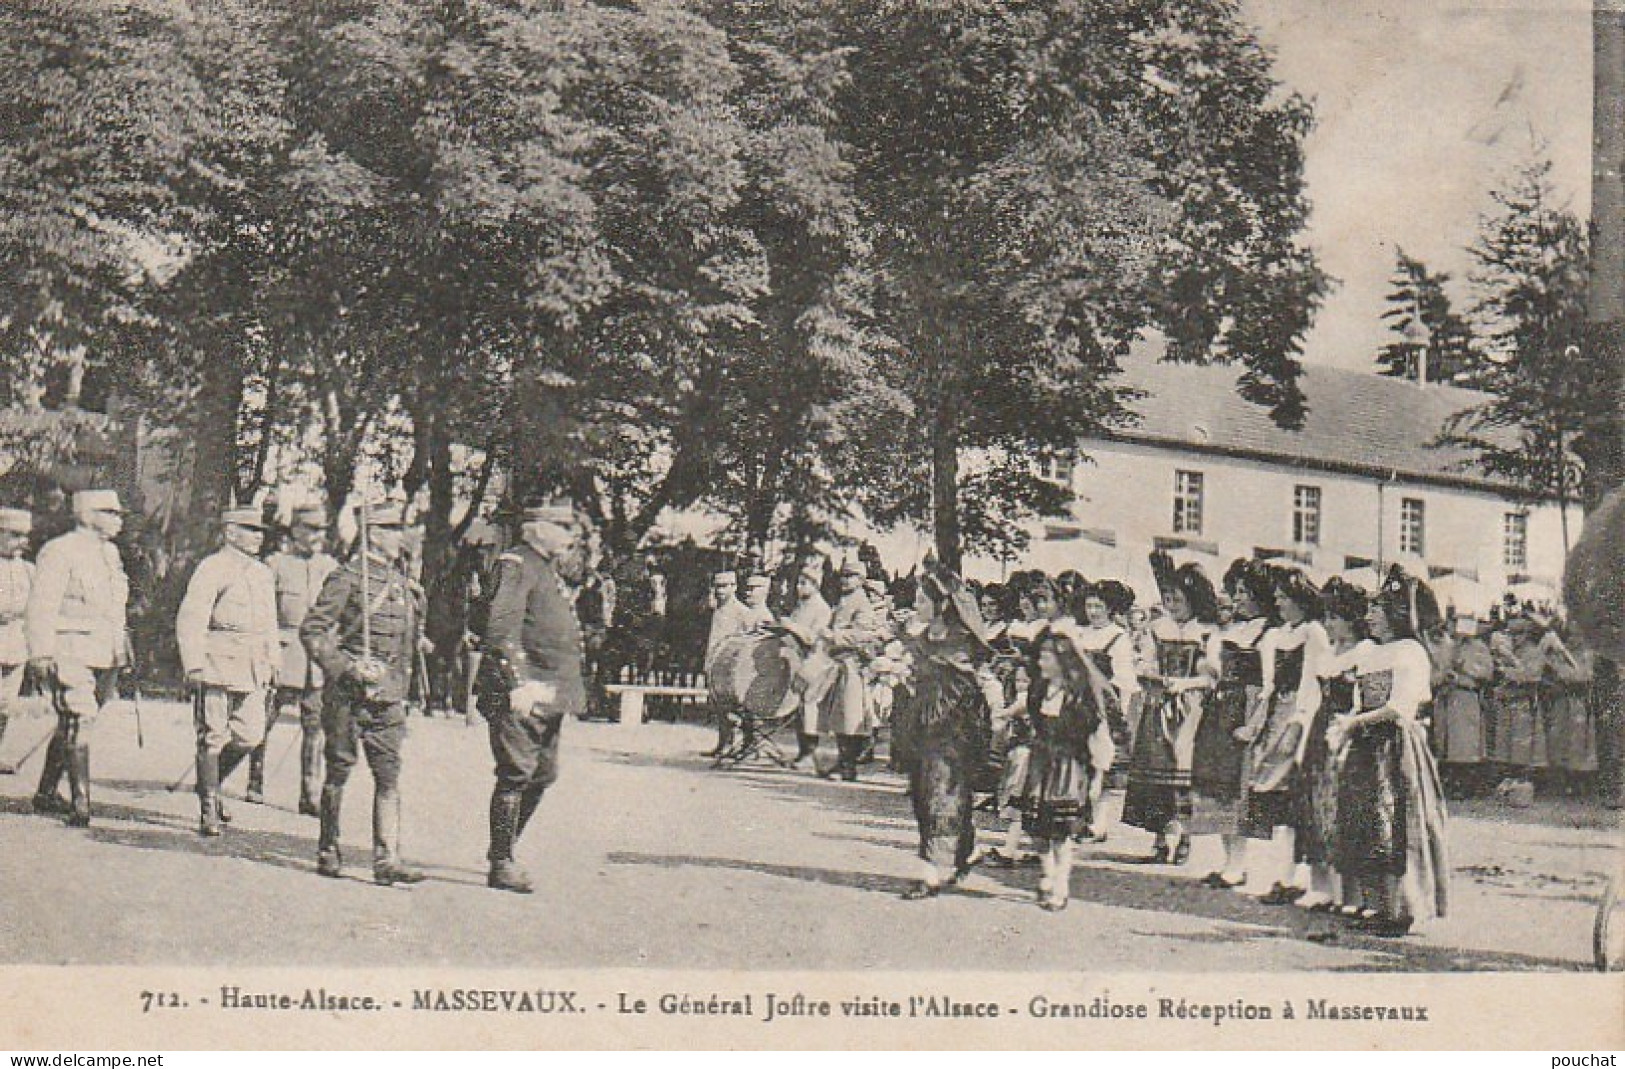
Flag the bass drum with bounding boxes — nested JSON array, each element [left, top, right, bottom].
[[710, 631, 793, 718]]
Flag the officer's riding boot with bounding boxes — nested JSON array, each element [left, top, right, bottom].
[[372, 789, 424, 886], [215, 742, 247, 823], [486, 789, 533, 894], [0, 711, 14, 774], [196, 746, 222, 837], [298, 730, 322, 817], [32, 724, 71, 814], [65, 742, 91, 828], [515, 783, 546, 843], [245, 742, 266, 804], [836, 734, 862, 782], [316, 784, 344, 877], [792, 733, 818, 770]]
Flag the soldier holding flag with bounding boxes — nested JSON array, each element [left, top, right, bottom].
[[301, 501, 427, 885]]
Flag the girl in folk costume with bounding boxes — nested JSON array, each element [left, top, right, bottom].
[[1329, 566, 1451, 936], [987, 575, 1060, 867], [1236, 568, 1331, 904], [1070, 580, 1140, 841], [1023, 621, 1113, 911], [892, 565, 995, 900], [1191, 560, 1275, 889], [1122, 554, 1218, 865], [1297, 578, 1369, 913], [1431, 616, 1496, 788]]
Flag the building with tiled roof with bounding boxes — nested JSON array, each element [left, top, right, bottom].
[[990, 356, 1580, 616]]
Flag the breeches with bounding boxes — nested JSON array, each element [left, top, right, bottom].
[[194, 687, 270, 752], [323, 695, 406, 792]]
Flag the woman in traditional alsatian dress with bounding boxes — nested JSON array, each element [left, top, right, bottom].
[[1330, 566, 1450, 937], [1122, 556, 1218, 865]]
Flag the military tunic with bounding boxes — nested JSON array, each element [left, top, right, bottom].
[[301, 551, 423, 791], [25, 529, 128, 720], [476, 542, 585, 793], [177, 545, 280, 752], [818, 589, 884, 736], [0, 556, 32, 728]]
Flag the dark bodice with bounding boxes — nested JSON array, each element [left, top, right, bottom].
[[1272, 645, 1305, 695]]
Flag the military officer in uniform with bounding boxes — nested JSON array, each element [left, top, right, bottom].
[[301, 502, 427, 885], [701, 570, 751, 759], [25, 489, 130, 826], [177, 507, 280, 836], [263, 506, 337, 814], [819, 557, 885, 781], [476, 501, 586, 894], [0, 507, 34, 774]]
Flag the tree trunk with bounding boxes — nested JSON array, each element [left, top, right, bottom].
[[1588, 0, 1625, 506], [185, 346, 246, 543], [931, 387, 962, 574], [321, 387, 359, 521], [244, 349, 283, 502]]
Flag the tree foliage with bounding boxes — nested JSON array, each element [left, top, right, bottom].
[[1376, 248, 1478, 385]]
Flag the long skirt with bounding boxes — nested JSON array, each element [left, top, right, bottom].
[[1022, 739, 1090, 842], [1485, 682, 1546, 769], [1433, 686, 1485, 765], [1335, 719, 1450, 923], [1189, 683, 1253, 834], [1122, 687, 1198, 834], [1542, 685, 1597, 772], [1240, 692, 1305, 840], [910, 735, 979, 876], [1293, 701, 1339, 864]]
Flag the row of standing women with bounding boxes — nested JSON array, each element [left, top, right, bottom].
[[889, 554, 1450, 938]]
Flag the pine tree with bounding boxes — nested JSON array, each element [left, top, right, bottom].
[[1376, 248, 1478, 385]]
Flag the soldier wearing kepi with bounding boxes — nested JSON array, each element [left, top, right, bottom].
[[0, 507, 35, 774], [25, 489, 130, 826], [176, 507, 279, 837], [301, 502, 427, 885], [264, 506, 338, 815], [476, 500, 586, 894]]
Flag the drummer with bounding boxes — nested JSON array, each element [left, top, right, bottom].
[[702, 570, 756, 759]]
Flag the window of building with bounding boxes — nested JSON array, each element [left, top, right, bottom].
[[1035, 452, 1074, 485], [1292, 485, 1322, 547], [1173, 470, 1204, 536], [1399, 497, 1425, 557], [1503, 511, 1528, 571]]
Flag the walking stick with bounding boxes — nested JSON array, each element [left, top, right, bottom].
[[7, 724, 55, 773], [130, 680, 145, 750]]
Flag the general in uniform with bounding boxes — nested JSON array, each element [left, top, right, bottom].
[[0, 508, 34, 774], [25, 490, 130, 826], [475, 502, 586, 894], [300, 503, 426, 885], [264, 506, 338, 814], [176, 507, 279, 836]]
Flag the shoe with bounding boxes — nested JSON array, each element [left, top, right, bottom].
[[374, 862, 426, 886], [1357, 915, 1413, 938], [700, 747, 723, 758], [1202, 872, 1247, 890], [1150, 840, 1170, 864], [1305, 900, 1338, 914], [317, 851, 343, 879], [32, 792, 72, 816], [298, 797, 320, 818], [1040, 897, 1069, 913], [0, 760, 16, 775], [488, 861, 534, 894], [900, 881, 940, 901], [1171, 835, 1192, 865], [245, 788, 265, 805], [1260, 883, 1306, 906], [985, 849, 1021, 870]]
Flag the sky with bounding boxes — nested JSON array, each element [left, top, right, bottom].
[[1242, 0, 1594, 371]]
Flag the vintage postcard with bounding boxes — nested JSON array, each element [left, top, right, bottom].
[[0, 0, 1621, 1052]]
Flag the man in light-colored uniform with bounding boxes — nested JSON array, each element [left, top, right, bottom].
[[818, 557, 886, 781], [26, 489, 130, 826], [263, 506, 337, 815], [701, 570, 753, 758], [0, 507, 34, 774], [177, 507, 279, 836]]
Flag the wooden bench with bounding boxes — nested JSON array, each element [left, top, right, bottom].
[[603, 682, 709, 727]]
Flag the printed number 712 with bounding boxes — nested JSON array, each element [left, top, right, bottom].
[[140, 990, 185, 1012]]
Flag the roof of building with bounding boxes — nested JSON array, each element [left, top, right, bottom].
[[1099, 355, 1517, 493]]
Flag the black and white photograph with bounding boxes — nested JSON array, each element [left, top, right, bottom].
[[0, 0, 1621, 1051]]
